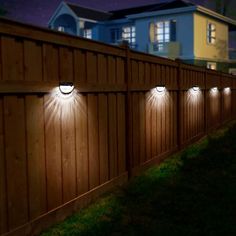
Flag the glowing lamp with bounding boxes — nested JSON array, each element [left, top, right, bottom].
[[224, 87, 230, 92], [192, 86, 200, 91], [59, 82, 74, 95], [211, 87, 218, 92], [155, 86, 166, 93]]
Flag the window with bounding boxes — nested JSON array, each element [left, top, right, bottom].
[[122, 26, 136, 48], [207, 23, 216, 44], [110, 28, 121, 44], [58, 26, 65, 32], [152, 20, 176, 51], [83, 29, 92, 39], [207, 62, 217, 70], [154, 21, 170, 51]]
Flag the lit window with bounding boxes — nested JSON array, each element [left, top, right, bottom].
[[58, 26, 65, 32], [122, 26, 136, 48], [207, 62, 217, 70], [154, 21, 170, 51], [207, 23, 216, 44], [110, 28, 121, 43], [83, 29, 92, 39]]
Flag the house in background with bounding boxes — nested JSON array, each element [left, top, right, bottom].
[[48, 0, 236, 74]]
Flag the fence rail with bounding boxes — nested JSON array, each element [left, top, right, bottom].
[[0, 18, 236, 236]]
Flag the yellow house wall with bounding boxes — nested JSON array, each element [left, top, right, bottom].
[[194, 13, 228, 60]]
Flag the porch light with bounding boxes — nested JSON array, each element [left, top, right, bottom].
[[59, 82, 74, 95], [155, 85, 166, 93]]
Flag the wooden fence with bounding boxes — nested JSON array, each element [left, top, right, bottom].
[[0, 18, 236, 236]]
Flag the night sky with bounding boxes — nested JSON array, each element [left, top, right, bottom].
[[0, 0, 206, 26]]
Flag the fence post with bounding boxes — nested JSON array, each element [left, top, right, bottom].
[[175, 59, 182, 150], [220, 72, 223, 125], [204, 69, 208, 134], [121, 44, 132, 178]]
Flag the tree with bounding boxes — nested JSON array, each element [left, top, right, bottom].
[[209, 0, 232, 16], [0, 6, 7, 16]]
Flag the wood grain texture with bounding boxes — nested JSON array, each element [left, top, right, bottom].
[[26, 96, 47, 220], [4, 96, 28, 230], [24, 40, 43, 81], [88, 94, 99, 189], [75, 95, 89, 195], [2, 37, 24, 81], [0, 98, 7, 234], [44, 94, 62, 210]]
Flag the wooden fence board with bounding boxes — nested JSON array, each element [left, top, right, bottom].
[[86, 52, 97, 83], [98, 54, 107, 85], [88, 94, 99, 188], [43, 44, 59, 81], [98, 94, 109, 183], [74, 49, 86, 83], [4, 96, 28, 230], [26, 96, 46, 220], [108, 94, 118, 178], [2, 37, 24, 81], [0, 98, 7, 234], [44, 94, 62, 210], [75, 95, 89, 195], [24, 40, 43, 81], [59, 47, 74, 82], [117, 94, 126, 174], [61, 104, 76, 203]]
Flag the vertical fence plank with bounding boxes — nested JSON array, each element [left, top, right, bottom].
[[44, 94, 62, 210], [43, 44, 59, 81], [139, 93, 146, 164], [75, 95, 89, 195], [26, 96, 46, 220], [98, 54, 107, 84], [87, 52, 97, 83], [116, 58, 125, 84], [88, 94, 99, 188], [108, 94, 118, 178], [117, 94, 126, 174], [98, 94, 109, 183], [24, 40, 43, 81], [2, 37, 24, 81], [61, 106, 76, 203], [59, 47, 74, 82], [4, 96, 28, 230], [108, 56, 116, 84], [0, 98, 7, 234], [74, 49, 86, 82], [146, 92, 151, 160]]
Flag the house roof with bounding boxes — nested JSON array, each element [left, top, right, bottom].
[[110, 0, 194, 20], [66, 2, 111, 21]]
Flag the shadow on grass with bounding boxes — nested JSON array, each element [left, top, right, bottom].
[[41, 122, 236, 236]]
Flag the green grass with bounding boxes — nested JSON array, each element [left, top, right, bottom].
[[41, 122, 236, 236]]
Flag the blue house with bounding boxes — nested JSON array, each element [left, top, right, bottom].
[[48, 0, 236, 73]]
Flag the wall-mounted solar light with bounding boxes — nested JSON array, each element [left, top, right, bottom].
[[223, 87, 231, 95], [211, 87, 218, 92], [192, 86, 200, 92], [59, 82, 74, 95], [155, 85, 166, 93]]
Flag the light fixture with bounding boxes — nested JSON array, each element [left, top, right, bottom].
[[59, 82, 74, 95], [155, 85, 166, 93], [192, 86, 200, 91], [211, 87, 218, 92], [224, 87, 230, 92]]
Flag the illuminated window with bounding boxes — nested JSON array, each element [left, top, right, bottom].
[[110, 28, 121, 43], [122, 26, 136, 48], [207, 23, 216, 44], [83, 29, 92, 39], [154, 21, 170, 51], [207, 62, 217, 70], [58, 26, 65, 32]]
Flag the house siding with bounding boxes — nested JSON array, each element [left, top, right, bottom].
[[193, 13, 229, 60]]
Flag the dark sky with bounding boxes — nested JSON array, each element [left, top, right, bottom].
[[0, 0, 206, 26]]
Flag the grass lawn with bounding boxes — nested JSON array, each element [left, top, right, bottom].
[[41, 122, 236, 236]]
